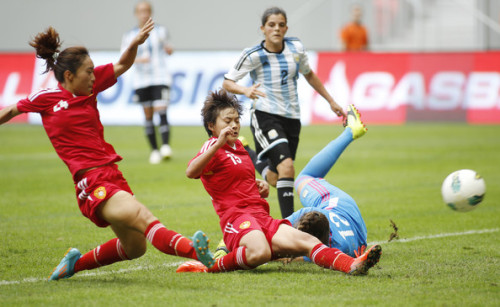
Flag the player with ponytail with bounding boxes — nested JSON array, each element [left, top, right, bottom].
[[0, 19, 214, 281]]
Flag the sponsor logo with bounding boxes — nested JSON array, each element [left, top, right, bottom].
[[93, 186, 107, 200], [239, 221, 251, 229]]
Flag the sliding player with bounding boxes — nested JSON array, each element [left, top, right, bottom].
[[178, 89, 380, 275], [0, 19, 214, 281], [213, 105, 371, 262]]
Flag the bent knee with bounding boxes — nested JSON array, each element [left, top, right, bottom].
[[277, 159, 295, 177], [117, 203, 156, 232], [245, 246, 272, 266], [123, 240, 147, 260]]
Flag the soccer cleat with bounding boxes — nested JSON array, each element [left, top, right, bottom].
[[343, 104, 367, 140], [348, 244, 382, 275], [213, 239, 229, 260], [160, 144, 172, 159], [48, 248, 82, 281], [176, 260, 208, 273], [192, 231, 215, 268], [238, 136, 249, 148], [149, 150, 162, 164], [354, 245, 367, 258]]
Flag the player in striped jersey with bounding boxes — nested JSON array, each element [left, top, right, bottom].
[[223, 7, 346, 219], [121, 1, 173, 164], [0, 20, 214, 281]]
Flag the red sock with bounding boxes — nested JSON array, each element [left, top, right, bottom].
[[74, 238, 129, 273], [145, 220, 197, 260], [309, 243, 354, 273], [208, 246, 253, 273]]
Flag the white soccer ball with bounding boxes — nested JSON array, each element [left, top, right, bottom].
[[441, 169, 486, 212]]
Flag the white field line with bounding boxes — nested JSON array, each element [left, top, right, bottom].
[[367, 227, 499, 245], [0, 262, 184, 286], [1, 228, 498, 286]]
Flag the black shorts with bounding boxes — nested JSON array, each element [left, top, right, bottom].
[[134, 85, 169, 107], [250, 109, 301, 169]]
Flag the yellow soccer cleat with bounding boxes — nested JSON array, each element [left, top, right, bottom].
[[213, 239, 229, 260], [238, 136, 249, 147], [343, 104, 367, 140]]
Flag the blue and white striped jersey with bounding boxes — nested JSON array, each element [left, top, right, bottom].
[[225, 38, 312, 119], [121, 25, 172, 90]]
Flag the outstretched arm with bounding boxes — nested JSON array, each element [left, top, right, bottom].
[[0, 104, 22, 125], [303, 71, 346, 118], [114, 18, 155, 78]]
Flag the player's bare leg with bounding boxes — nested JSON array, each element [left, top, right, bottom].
[[49, 192, 214, 280]]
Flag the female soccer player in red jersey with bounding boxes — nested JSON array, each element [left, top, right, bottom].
[[0, 19, 214, 281], [179, 89, 381, 275]]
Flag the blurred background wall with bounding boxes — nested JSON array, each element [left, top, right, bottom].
[[1, 0, 499, 52]]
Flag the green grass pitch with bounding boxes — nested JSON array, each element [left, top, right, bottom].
[[0, 123, 499, 306]]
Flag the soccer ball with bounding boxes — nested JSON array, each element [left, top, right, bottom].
[[441, 169, 486, 212]]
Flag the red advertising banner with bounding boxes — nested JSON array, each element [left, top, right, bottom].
[[0, 53, 35, 123], [1, 51, 499, 125], [313, 52, 500, 124]]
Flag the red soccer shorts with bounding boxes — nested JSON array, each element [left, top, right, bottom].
[[74, 164, 133, 227], [222, 212, 291, 257]]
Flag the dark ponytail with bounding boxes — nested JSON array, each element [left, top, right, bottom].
[[29, 27, 89, 83], [29, 26, 61, 74]]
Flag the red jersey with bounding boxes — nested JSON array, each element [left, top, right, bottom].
[[190, 138, 270, 224], [16, 63, 122, 181]]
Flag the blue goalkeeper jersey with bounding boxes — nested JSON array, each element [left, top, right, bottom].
[[287, 178, 368, 258]]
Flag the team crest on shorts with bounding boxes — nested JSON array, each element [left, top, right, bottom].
[[239, 221, 251, 229], [268, 129, 278, 140], [93, 186, 107, 200]]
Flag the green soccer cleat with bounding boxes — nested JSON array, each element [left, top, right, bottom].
[[343, 104, 367, 140], [213, 239, 229, 260], [48, 248, 82, 281], [348, 244, 382, 275], [192, 231, 215, 268]]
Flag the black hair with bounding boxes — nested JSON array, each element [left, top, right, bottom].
[[261, 7, 287, 26], [201, 89, 243, 137]]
